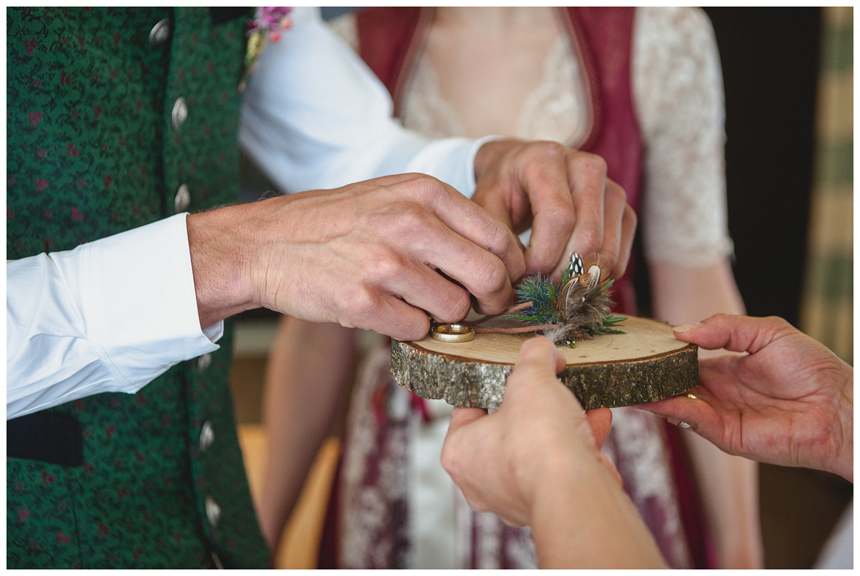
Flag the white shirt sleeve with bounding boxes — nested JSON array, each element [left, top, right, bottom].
[[6, 214, 221, 419], [7, 7, 493, 419], [239, 7, 490, 198]]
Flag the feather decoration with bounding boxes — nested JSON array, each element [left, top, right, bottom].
[[507, 252, 626, 346]]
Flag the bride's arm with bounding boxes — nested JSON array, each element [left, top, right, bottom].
[[257, 316, 357, 550], [633, 7, 763, 568]]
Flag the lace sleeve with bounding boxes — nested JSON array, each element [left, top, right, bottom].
[[632, 7, 734, 267]]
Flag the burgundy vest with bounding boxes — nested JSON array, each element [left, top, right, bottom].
[[356, 6, 643, 315]]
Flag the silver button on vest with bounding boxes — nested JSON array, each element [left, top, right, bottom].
[[197, 353, 212, 372], [174, 184, 191, 213], [205, 496, 221, 527], [199, 421, 215, 452], [172, 97, 188, 130], [148, 19, 170, 46]]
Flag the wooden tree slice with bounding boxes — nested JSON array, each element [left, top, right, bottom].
[[390, 316, 697, 411]]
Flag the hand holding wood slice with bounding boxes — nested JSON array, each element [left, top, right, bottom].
[[390, 316, 697, 411]]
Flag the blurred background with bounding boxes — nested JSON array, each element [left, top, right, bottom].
[[230, 6, 853, 569]]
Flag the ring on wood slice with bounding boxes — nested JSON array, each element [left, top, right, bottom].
[[390, 316, 698, 411]]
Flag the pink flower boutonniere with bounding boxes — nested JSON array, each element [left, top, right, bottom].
[[248, 6, 293, 44], [240, 6, 293, 92]]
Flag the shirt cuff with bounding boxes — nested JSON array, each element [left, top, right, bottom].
[[403, 135, 500, 200], [465, 135, 502, 199], [79, 214, 221, 389]]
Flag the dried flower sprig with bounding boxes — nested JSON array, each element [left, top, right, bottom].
[[447, 252, 625, 347], [508, 252, 625, 346], [458, 252, 624, 347]]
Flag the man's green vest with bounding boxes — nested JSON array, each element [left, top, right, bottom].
[[7, 8, 270, 568]]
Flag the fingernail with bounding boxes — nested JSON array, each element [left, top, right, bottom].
[[673, 322, 703, 333]]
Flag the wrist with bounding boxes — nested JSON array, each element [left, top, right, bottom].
[[528, 454, 666, 568], [835, 371, 853, 482], [473, 138, 518, 183], [186, 204, 260, 328]]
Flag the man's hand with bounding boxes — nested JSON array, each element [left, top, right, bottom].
[[187, 173, 525, 340], [639, 314, 854, 482], [473, 139, 636, 281], [442, 336, 665, 568]]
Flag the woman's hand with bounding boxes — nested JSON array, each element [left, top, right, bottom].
[[442, 336, 665, 568], [639, 314, 853, 482], [473, 139, 636, 282]]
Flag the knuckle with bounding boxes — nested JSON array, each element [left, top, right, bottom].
[[766, 315, 792, 331], [483, 220, 515, 257], [546, 203, 576, 231], [394, 202, 423, 226], [522, 141, 570, 169], [535, 140, 569, 160], [607, 180, 628, 204], [343, 283, 379, 322], [440, 445, 458, 476], [624, 204, 638, 227], [410, 173, 448, 202], [474, 258, 509, 296], [384, 203, 433, 239], [575, 228, 603, 255], [365, 248, 405, 284], [574, 152, 608, 180], [399, 312, 430, 342], [436, 286, 471, 323]]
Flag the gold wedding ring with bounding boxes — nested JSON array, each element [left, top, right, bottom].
[[431, 324, 475, 343]]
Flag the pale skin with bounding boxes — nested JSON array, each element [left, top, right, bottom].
[[442, 336, 667, 568], [640, 314, 854, 483], [253, 142, 633, 549], [258, 6, 761, 567], [442, 318, 853, 568], [649, 260, 763, 568], [256, 317, 358, 547], [193, 135, 636, 550], [189, 141, 632, 333], [252, 140, 636, 547], [188, 171, 524, 336]]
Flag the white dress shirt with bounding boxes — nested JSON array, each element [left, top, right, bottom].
[[6, 7, 488, 419]]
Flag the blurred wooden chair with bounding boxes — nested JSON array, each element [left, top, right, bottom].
[[238, 425, 340, 568]]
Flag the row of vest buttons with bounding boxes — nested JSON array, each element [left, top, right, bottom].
[[155, 15, 220, 535], [198, 351, 219, 528], [197, 352, 218, 527], [173, 92, 190, 212], [200, 419, 220, 528], [202, 416, 220, 527], [150, 19, 193, 214]]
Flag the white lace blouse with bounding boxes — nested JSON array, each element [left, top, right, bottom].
[[330, 7, 734, 267]]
